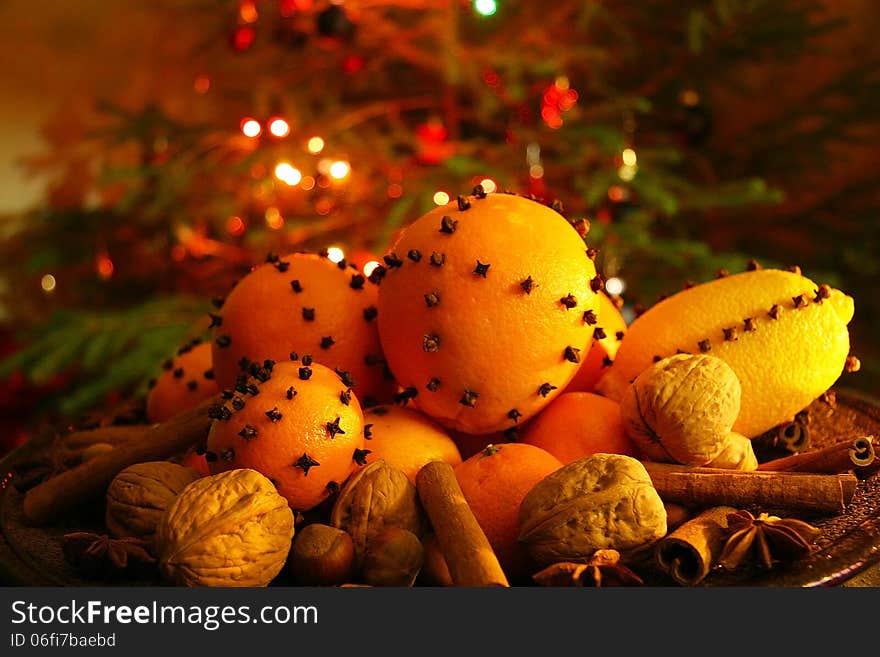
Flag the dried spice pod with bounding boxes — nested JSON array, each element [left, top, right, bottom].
[[597, 269, 854, 438], [330, 460, 424, 566], [377, 192, 599, 434], [210, 252, 395, 404], [518, 454, 667, 567], [155, 469, 294, 587], [620, 354, 742, 466], [105, 461, 201, 545]]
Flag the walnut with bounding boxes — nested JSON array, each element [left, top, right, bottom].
[[330, 460, 424, 566], [620, 354, 742, 466], [706, 432, 758, 471], [105, 461, 201, 545], [155, 468, 294, 587], [518, 454, 667, 567]]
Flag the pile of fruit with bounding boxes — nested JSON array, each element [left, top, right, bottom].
[[22, 188, 866, 587]]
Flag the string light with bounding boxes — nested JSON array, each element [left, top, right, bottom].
[[326, 246, 345, 263], [274, 162, 302, 186], [618, 164, 637, 181], [307, 136, 325, 153], [301, 175, 316, 190], [474, 0, 497, 16], [239, 0, 258, 23], [193, 75, 210, 94], [433, 191, 450, 205], [329, 160, 350, 179], [478, 178, 497, 194], [605, 277, 625, 296], [241, 118, 262, 138], [387, 183, 403, 198], [529, 164, 544, 179], [268, 117, 290, 138], [622, 148, 637, 166], [96, 254, 114, 280], [363, 260, 381, 276], [226, 216, 246, 236], [265, 207, 283, 229], [41, 274, 56, 293]]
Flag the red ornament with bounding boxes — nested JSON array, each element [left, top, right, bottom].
[[229, 25, 256, 52]]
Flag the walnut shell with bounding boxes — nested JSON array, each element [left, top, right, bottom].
[[330, 460, 424, 565], [706, 432, 758, 471], [620, 354, 741, 465], [105, 461, 201, 544], [155, 468, 294, 587], [518, 453, 667, 567]]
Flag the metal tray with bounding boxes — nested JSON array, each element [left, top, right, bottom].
[[2, 389, 879, 587]]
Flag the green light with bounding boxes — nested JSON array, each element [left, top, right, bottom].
[[474, 0, 497, 17]]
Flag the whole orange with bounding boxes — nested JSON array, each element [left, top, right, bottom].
[[206, 358, 366, 511], [362, 404, 462, 483], [377, 192, 601, 435], [453, 442, 562, 581], [146, 340, 219, 423], [520, 392, 637, 464], [211, 252, 395, 406], [564, 292, 628, 393]]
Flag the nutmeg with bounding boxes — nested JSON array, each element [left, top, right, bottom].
[[288, 523, 355, 586], [620, 354, 741, 466], [361, 527, 424, 587]]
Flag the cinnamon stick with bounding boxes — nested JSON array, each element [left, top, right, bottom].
[[415, 461, 509, 587], [642, 461, 858, 515], [59, 424, 153, 449], [757, 436, 877, 475], [22, 394, 219, 526], [655, 506, 737, 586]]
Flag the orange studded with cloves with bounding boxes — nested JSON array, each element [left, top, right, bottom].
[[210, 252, 395, 406], [205, 360, 365, 511], [376, 191, 599, 435]]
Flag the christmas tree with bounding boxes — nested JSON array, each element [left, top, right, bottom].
[[1, 0, 878, 445]]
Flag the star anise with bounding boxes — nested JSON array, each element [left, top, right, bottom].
[[532, 549, 643, 587], [717, 510, 821, 570], [62, 532, 156, 579]]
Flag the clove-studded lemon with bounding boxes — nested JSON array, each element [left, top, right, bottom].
[[596, 268, 855, 438], [376, 190, 600, 435]]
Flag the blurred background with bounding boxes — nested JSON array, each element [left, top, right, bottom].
[[0, 0, 878, 455]]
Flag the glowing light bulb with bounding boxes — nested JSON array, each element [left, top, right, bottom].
[[478, 178, 497, 194], [226, 216, 246, 236], [268, 118, 290, 138], [363, 260, 381, 277], [274, 162, 302, 186], [241, 118, 261, 138], [329, 160, 350, 179], [529, 164, 544, 179], [622, 148, 637, 166], [433, 191, 450, 206], [605, 277, 625, 296], [41, 274, 56, 293], [96, 255, 114, 280], [326, 247, 345, 263], [239, 0, 258, 23], [301, 175, 316, 190], [618, 164, 637, 181], [307, 136, 325, 154], [194, 75, 210, 94], [265, 207, 282, 228], [474, 0, 497, 17]]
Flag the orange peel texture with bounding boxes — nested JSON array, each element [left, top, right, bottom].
[[377, 192, 600, 435]]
